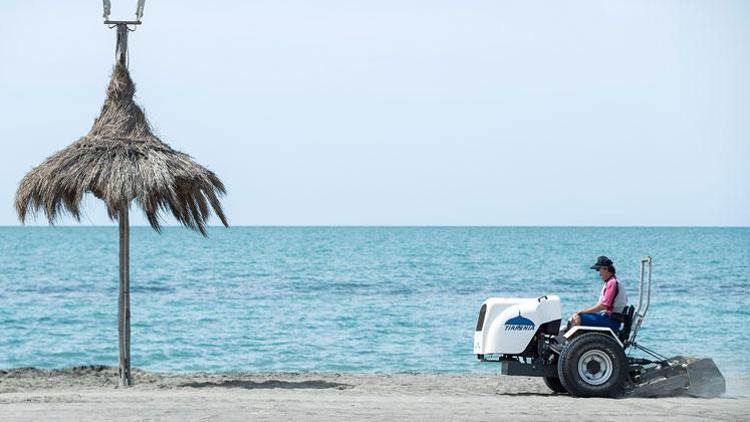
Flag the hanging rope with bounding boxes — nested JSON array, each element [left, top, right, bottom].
[[136, 0, 146, 21], [102, 0, 111, 19]]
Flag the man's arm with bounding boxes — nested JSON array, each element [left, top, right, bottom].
[[575, 303, 607, 315], [575, 280, 617, 315]]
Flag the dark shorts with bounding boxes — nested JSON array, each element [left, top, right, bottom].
[[579, 312, 620, 331]]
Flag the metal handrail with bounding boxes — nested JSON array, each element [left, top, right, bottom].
[[644, 256, 652, 316], [628, 256, 652, 345]]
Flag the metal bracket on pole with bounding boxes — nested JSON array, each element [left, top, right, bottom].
[[103, 0, 145, 29], [106, 20, 142, 26]]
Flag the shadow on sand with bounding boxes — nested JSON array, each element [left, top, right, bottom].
[[180, 379, 354, 390], [495, 392, 558, 397]]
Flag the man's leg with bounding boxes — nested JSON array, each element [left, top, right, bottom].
[[563, 313, 581, 332], [577, 312, 620, 330]]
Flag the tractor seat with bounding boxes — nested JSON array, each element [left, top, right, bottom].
[[615, 305, 636, 344]]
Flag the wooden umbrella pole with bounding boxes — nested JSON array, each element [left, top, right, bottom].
[[116, 24, 128, 67], [118, 205, 131, 386], [115, 23, 132, 388]]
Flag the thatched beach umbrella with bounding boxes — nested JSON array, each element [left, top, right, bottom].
[[15, 22, 228, 386]]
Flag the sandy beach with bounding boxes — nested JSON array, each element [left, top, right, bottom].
[[1, 366, 748, 421]]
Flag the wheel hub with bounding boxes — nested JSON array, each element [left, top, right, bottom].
[[586, 360, 601, 374], [577, 350, 613, 386]]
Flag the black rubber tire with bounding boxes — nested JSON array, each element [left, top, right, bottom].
[[543, 376, 568, 394], [557, 332, 627, 398]]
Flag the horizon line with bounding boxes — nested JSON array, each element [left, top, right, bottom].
[[2, 224, 749, 229]]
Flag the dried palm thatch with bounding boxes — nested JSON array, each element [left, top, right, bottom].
[[16, 25, 229, 387], [15, 63, 228, 235]]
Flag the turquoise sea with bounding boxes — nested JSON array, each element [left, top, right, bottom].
[[0, 227, 748, 377]]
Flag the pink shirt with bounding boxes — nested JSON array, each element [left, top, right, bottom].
[[599, 276, 618, 315]]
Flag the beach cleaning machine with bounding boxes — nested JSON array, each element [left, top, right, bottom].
[[473, 257, 726, 398]]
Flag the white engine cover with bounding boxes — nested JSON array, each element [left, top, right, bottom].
[[473, 295, 562, 355]]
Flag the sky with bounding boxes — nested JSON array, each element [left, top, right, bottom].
[[0, 0, 748, 226]]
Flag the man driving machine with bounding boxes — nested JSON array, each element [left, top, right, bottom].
[[568, 256, 628, 331]]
